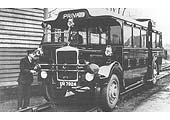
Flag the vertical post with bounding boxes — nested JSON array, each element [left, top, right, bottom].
[[42, 8, 49, 43], [140, 28, 142, 48], [51, 27, 55, 43], [44, 8, 48, 19], [122, 8, 126, 16], [131, 25, 134, 47], [148, 20, 152, 48], [160, 32, 162, 48], [147, 20, 153, 79]]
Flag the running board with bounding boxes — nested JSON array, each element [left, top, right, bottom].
[[120, 83, 144, 95], [125, 80, 144, 90], [147, 71, 170, 82], [16, 102, 51, 112]]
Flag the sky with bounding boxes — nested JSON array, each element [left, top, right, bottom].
[[126, 8, 170, 45]]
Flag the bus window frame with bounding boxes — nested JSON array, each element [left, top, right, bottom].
[[87, 26, 109, 45], [132, 25, 141, 48], [152, 31, 156, 48], [110, 25, 122, 45], [123, 22, 133, 48], [156, 32, 160, 48], [141, 29, 147, 48], [51, 27, 55, 43], [43, 24, 52, 43], [159, 32, 162, 48]]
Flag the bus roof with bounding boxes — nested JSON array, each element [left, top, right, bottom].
[[44, 8, 160, 32]]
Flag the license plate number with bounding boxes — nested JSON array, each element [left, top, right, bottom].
[[60, 81, 77, 87]]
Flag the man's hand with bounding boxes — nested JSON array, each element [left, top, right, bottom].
[[30, 70, 36, 74], [34, 64, 40, 70]]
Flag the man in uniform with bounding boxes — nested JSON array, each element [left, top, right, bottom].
[[17, 49, 40, 110], [70, 30, 83, 45]]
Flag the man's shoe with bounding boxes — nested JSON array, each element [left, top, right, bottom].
[[18, 107, 22, 110]]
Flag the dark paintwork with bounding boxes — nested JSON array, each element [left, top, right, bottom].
[[39, 9, 164, 94]]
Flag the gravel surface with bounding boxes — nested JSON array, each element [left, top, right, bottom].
[[113, 75, 170, 112], [0, 72, 170, 112]]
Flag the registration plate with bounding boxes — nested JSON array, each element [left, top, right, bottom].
[[60, 81, 77, 87]]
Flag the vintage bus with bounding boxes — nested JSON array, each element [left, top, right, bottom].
[[38, 8, 163, 111]]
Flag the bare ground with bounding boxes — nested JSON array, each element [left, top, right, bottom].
[[0, 74, 170, 112]]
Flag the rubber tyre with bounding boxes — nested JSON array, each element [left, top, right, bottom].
[[151, 61, 159, 85], [100, 74, 120, 111]]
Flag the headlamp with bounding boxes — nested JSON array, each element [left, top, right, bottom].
[[85, 72, 94, 82], [41, 71, 47, 79], [87, 63, 99, 74]]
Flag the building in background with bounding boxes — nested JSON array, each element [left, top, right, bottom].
[[0, 8, 46, 86]]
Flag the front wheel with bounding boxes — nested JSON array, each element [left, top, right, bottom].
[[42, 78, 66, 103], [100, 74, 120, 111]]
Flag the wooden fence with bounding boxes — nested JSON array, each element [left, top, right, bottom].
[[0, 8, 44, 85]]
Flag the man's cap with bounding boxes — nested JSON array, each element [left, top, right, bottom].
[[28, 48, 43, 56], [34, 48, 43, 56], [28, 49, 35, 54]]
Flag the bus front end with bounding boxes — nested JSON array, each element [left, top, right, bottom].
[[39, 45, 100, 88]]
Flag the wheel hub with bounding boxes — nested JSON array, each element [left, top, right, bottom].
[[152, 63, 158, 84], [109, 81, 118, 104]]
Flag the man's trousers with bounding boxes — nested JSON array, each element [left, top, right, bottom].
[[17, 83, 31, 109]]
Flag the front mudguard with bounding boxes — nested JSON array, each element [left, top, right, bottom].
[[98, 61, 122, 80], [94, 62, 123, 98]]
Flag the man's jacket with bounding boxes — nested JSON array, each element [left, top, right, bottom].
[[17, 57, 35, 85]]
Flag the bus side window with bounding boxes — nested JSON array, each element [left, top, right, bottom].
[[141, 30, 147, 48], [159, 33, 162, 48], [101, 33, 107, 44], [152, 32, 156, 48], [99, 26, 108, 45], [44, 24, 51, 42], [156, 33, 160, 48], [89, 27, 99, 44], [110, 26, 121, 45], [133, 27, 140, 48], [79, 28, 87, 45], [88, 26, 108, 45], [123, 25, 132, 47]]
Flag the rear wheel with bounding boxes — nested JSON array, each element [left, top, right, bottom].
[[100, 74, 120, 111], [152, 61, 159, 85]]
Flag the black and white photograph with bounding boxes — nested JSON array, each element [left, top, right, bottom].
[[0, 1, 170, 115]]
